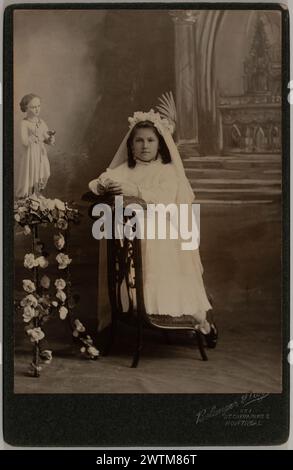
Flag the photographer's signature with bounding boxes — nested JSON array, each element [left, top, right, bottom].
[[195, 393, 270, 424]]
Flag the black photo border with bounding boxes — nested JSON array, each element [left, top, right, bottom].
[[3, 2, 290, 447]]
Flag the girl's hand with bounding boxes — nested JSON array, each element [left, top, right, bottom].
[[95, 178, 117, 195], [106, 181, 123, 195], [96, 181, 106, 195], [106, 181, 139, 197]]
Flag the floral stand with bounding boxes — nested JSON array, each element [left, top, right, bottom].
[[15, 195, 99, 377]]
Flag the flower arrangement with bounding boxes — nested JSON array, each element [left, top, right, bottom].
[[14, 195, 79, 229], [15, 195, 99, 377]]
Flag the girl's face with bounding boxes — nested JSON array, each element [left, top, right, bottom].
[[27, 97, 41, 118], [131, 128, 159, 162]]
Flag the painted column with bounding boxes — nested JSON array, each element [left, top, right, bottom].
[[170, 10, 199, 144]]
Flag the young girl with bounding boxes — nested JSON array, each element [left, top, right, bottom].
[[16, 94, 55, 198], [89, 110, 214, 337]]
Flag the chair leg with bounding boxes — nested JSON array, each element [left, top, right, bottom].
[[131, 321, 143, 368], [205, 323, 218, 349], [195, 330, 208, 361]]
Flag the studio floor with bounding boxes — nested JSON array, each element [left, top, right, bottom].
[[14, 319, 282, 394], [14, 202, 283, 394]]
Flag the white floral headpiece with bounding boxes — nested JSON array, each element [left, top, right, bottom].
[[128, 109, 175, 135]]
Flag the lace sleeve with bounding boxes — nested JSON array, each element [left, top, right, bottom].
[[88, 173, 109, 195], [88, 165, 127, 195]]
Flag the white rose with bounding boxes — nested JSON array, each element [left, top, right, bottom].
[[30, 200, 40, 211], [56, 219, 68, 231], [47, 199, 56, 211], [74, 319, 85, 333], [20, 294, 38, 308], [56, 253, 72, 270], [23, 305, 36, 323], [59, 306, 68, 320], [27, 294, 38, 307], [27, 327, 45, 343], [14, 214, 21, 222], [22, 279, 36, 293], [54, 199, 66, 211], [24, 253, 37, 269], [56, 290, 66, 302], [54, 278, 66, 290], [88, 346, 99, 357], [39, 198, 49, 212], [40, 350, 53, 364], [54, 233, 65, 250], [36, 256, 49, 269], [51, 301, 58, 307]]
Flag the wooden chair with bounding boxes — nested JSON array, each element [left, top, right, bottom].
[[85, 193, 211, 367]]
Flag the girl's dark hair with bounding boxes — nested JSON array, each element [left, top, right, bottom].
[[19, 93, 40, 113], [126, 121, 171, 168]]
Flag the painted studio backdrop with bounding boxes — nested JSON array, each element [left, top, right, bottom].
[[13, 9, 282, 393]]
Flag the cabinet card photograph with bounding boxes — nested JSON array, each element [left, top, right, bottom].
[[3, 3, 289, 447]]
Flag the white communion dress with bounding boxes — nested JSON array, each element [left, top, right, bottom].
[[89, 157, 212, 328], [16, 118, 51, 198]]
